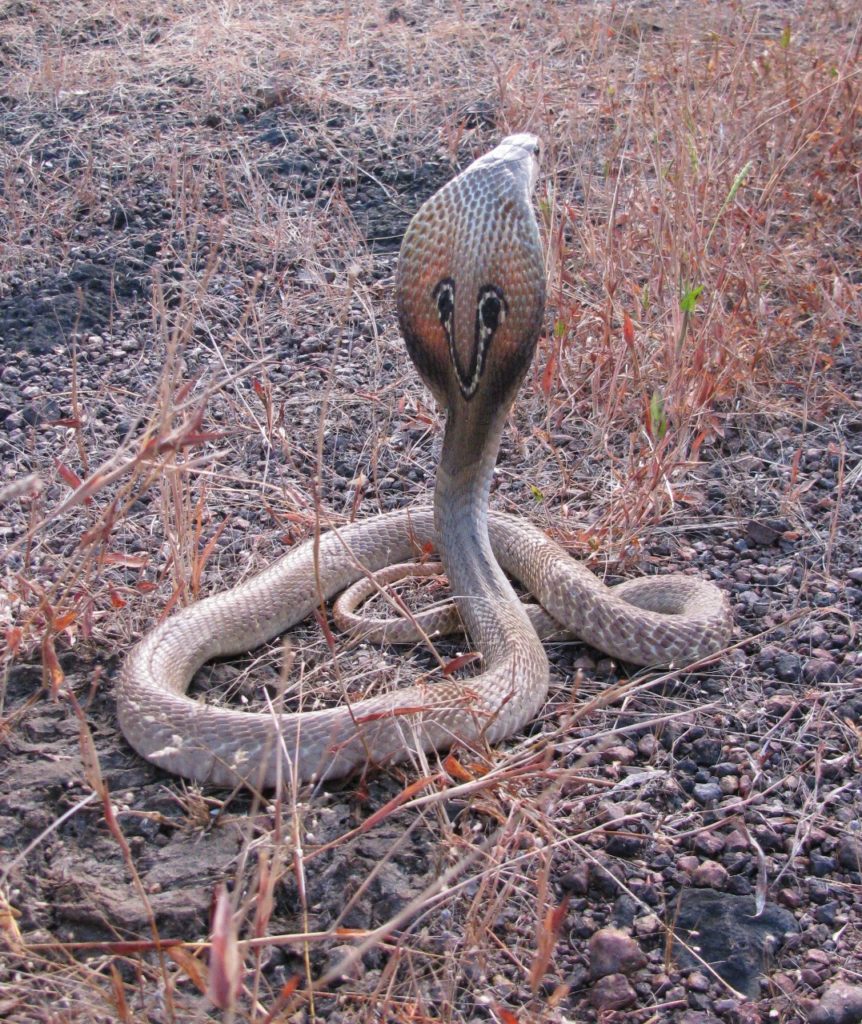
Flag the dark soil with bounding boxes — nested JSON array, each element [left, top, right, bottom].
[[1, 2, 860, 1022]]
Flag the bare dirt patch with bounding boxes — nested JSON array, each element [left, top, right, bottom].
[[1, 1, 860, 1021]]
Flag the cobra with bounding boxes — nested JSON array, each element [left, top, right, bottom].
[[117, 134, 730, 788]]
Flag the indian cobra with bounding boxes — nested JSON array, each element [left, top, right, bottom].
[[117, 134, 731, 788]]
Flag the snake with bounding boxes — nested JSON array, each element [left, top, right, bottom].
[[117, 134, 731, 789]]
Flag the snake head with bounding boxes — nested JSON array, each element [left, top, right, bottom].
[[396, 134, 546, 421]]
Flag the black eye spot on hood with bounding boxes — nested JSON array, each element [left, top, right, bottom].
[[433, 277, 455, 329], [478, 285, 507, 334], [431, 278, 509, 400]]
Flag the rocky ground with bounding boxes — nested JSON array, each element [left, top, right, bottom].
[[1, 2, 860, 1022]]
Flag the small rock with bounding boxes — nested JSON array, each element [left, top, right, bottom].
[[692, 782, 723, 805], [691, 860, 729, 889], [775, 653, 803, 681], [746, 518, 788, 545], [677, 855, 700, 874], [110, 205, 128, 229], [589, 973, 637, 1011], [730, 1006, 763, 1024], [685, 970, 711, 992], [771, 971, 797, 994], [600, 744, 636, 764], [813, 902, 838, 925], [804, 657, 839, 683], [634, 913, 661, 936], [606, 831, 645, 857], [809, 981, 862, 1024], [637, 733, 659, 757], [322, 944, 363, 982], [594, 657, 617, 679], [724, 829, 750, 852], [806, 949, 832, 967], [777, 888, 803, 909], [559, 862, 590, 895], [588, 926, 646, 979], [694, 831, 726, 857], [835, 836, 861, 871], [691, 736, 723, 766]]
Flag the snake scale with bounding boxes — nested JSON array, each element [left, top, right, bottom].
[[118, 135, 731, 788]]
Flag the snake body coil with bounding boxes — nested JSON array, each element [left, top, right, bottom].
[[118, 135, 731, 788]]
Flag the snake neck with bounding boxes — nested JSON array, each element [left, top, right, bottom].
[[434, 410, 535, 664]]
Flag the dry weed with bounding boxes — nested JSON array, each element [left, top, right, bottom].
[[0, 1, 859, 1021]]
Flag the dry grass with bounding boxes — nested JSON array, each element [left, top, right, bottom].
[[1, 0, 860, 1021]]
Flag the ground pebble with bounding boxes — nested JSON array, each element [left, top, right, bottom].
[[808, 852, 836, 877], [804, 657, 839, 683], [724, 829, 749, 852], [559, 862, 590, 895], [809, 981, 862, 1024], [634, 913, 661, 936], [637, 733, 659, 757], [685, 971, 711, 993], [691, 860, 729, 889], [807, 949, 832, 967], [835, 836, 861, 871], [691, 736, 722, 766], [588, 926, 646, 979], [322, 944, 363, 982], [589, 973, 637, 1011], [600, 744, 636, 764], [692, 782, 722, 805], [693, 831, 726, 857]]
